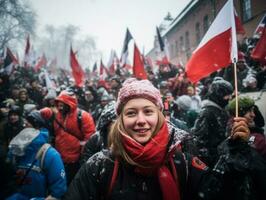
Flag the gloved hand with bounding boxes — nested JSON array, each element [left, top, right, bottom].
[[230, 117, 250, 141]]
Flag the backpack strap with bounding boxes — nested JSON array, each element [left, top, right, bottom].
[[36, 143, 51, 170], [18, 143, 51, 185], [107, 158, 119, 198]]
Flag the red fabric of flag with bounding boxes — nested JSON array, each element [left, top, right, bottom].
[[133, 43, 147, 80], [251, 27, 266, 65], [70, 47, 85, 87]]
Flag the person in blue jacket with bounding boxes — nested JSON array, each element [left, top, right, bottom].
[[6, 110, 67, 200]]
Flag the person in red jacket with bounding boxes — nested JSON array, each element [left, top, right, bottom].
[[40, 89, 96, 185]]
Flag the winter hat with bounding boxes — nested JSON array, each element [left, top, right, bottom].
[[176, 95, 192, 111], [8, 105, 22, 116], [116, 78, 163, 115], [26, 111, 46, 128], [208, 78, 233, 98], [97, 101, 117, 131], [227, 96, 255, 117]]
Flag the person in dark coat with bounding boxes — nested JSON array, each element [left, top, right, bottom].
[[3, 105, 24, 152], [64, 78, 265, 200], [192, 78, 233, 168], [80, 101, 117, 165]]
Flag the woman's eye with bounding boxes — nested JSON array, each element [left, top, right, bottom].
[[144, 109, 154, 115], [125, 111, 136, 116]]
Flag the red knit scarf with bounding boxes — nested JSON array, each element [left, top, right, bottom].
[[120, 122, 180, 200]]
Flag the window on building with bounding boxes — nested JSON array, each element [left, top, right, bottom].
[[180, 36, 184, 52], [242, 0, 252, 22], [195, 22, 201, 44], [203, 15, 209, 34]]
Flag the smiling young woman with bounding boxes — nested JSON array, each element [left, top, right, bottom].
[[64, 78, 266, 200]]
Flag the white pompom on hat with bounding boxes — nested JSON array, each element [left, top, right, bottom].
[[115, 78, 163, 115]]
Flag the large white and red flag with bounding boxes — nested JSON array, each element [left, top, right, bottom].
[[186, 0, 238, 83], [70, 47, 85, 87]]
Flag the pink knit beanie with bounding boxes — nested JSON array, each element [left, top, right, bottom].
[[115, 78, 163, 115]]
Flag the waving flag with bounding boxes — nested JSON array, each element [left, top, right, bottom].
[[34, 53, 47, 72], [186, 0, 238, 83], [107, 50, 119, 75], [251, 14, 266, 64], [234, 9, 245, 35], [254, 14, 266, 37], [3, 47, 18, 75], [120, 28, 133, 67], [156, 26, 170, 65], [133, 43, 147, 80], [70, 47, 85, 87]]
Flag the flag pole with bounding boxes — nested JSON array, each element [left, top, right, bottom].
[[233, 58, 239, 117]]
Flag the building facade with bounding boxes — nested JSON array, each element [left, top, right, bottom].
[[147, 0, 266, 66]]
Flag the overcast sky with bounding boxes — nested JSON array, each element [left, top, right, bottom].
[[29, 0, 190, 62]]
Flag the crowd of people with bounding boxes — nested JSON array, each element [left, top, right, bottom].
[[0, 35, 266, 200]]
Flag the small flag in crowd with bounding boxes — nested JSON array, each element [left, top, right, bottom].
[[253, 14, 266, 37], [251, 14, 266, 64], [155, 26, 170, 66], [34, 53, 47, 72], [120, 28, 133, 67], [133, 43, 147, 80], [186, 0, 238, 83], [234, 9, 245, 35], [3, 47, 18, 75], [70, 46, 85, 87]]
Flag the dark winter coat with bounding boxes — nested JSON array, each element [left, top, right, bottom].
[[192, 100, 229, 167], [64, 125, 266, 200]]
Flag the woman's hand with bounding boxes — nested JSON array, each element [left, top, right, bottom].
[[230, 117, 250, 141]]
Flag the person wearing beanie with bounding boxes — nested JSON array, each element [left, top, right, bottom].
[[6, 110, 67, 200], [40, 89, 96, 185], [192, 78, 233, 168], [228, 96, 266, 160], [174, 95, 198, 129], [3, 106, 24, 147], [80, 101, 117, 165], [63, 78, 264, 200]]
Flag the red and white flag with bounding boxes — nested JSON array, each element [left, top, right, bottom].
[[234, 9, 245, 35], [34, 53, 47, 72], [186, 0, 238, 83], [70, 47, 85, 87], [99, 59, 108, 81], [107, 50, 119, 75], [251, 14, 266, 64], [253, 14, 266, 37], [133, 43, 147, 80]]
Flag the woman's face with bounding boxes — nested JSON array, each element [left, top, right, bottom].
[[122, 98, 159, 145]]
